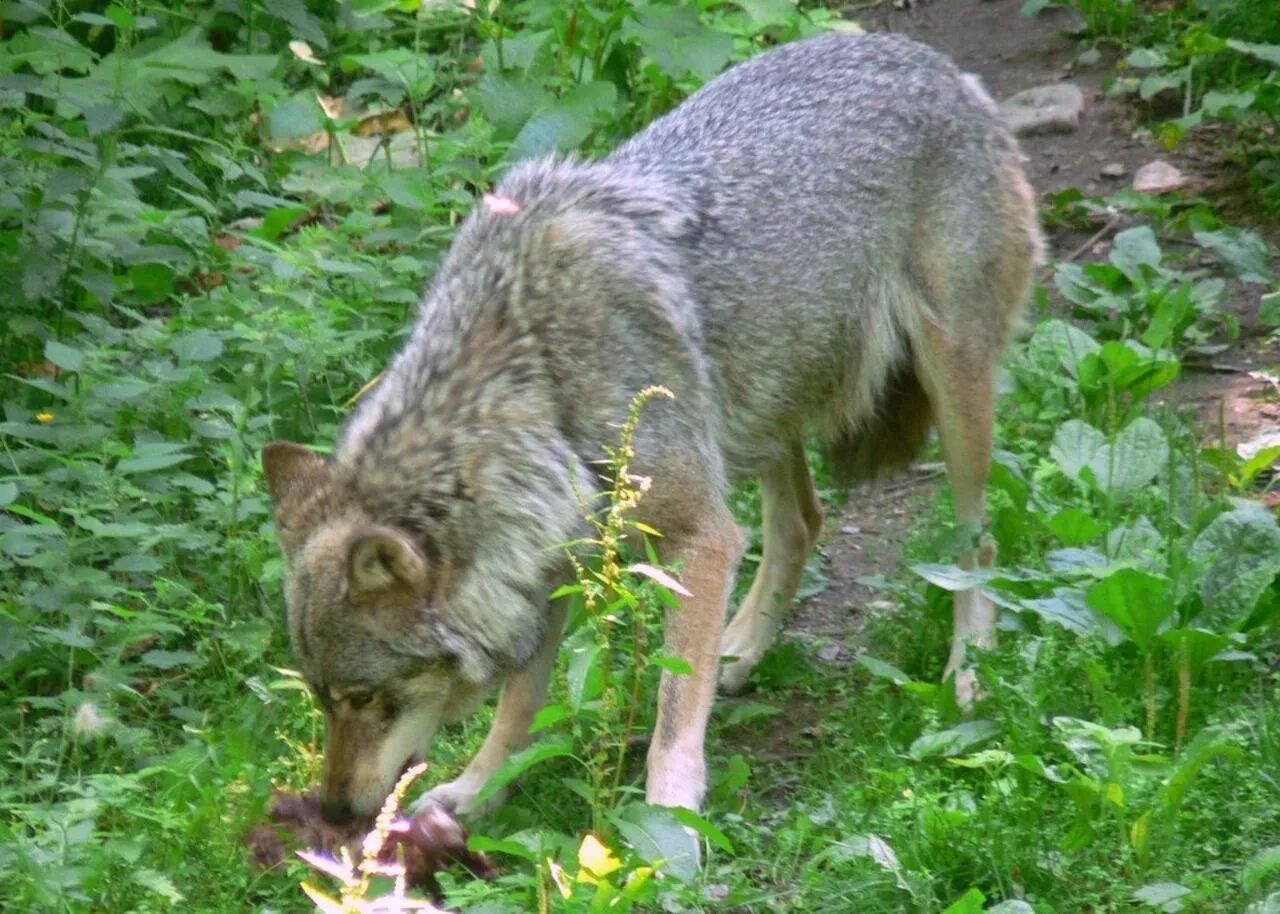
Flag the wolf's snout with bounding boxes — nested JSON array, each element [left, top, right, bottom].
[[321, 798, 354, 826]]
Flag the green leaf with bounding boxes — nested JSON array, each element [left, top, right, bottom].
[[1133, 882, 1191, 911], [1226, 39, 1280, 66], [909, 720, 1001, 760], [855, 653, 915, 685], [732, 0, 798, 25], [1193, 227, 1272, 285], [652, 654, 694, 676], [1244, 847, 1280, 893], [1190, 504, 1280, 626], [44, 339, 85, 373], [942, 887, 986, 914], [1110, 226, 1162, 283], [566, 636, 601, 712], [1051, 420, 1106, 482], [1030, 318, 1101, 379], [622, 6, 735, 81], [127, 262, 175, 304], [475, 735, 575, 804], [141, 649, 200, 670], [1047, 507, 1107, 546], [1052, 418, 1168, 498], [134, 868, 184, 903], [1201, 90, 1256, 116], [1021, 0, 1054, 16], [1261, 292, 1280, 328], [612, 803, 700, 883], [270, 93, 328, 140], [472, 73, 552, 138], [171, 329, 225, 363], [1125, 47, 1169, 69], [1018, 591, 1097, 636], [0, 482, 17, 507], [1086, 568, 1173, 652], [669, 806, 734, 854]]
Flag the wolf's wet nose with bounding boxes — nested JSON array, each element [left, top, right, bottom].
[[321, 799, 354, 826]]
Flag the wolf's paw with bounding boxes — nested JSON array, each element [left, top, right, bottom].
[[951, 667, 983, 711], [415, 778, 507, 819], [717, 614, 771, 694]]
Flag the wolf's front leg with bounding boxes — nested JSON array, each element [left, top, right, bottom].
[[645, 505, 744, 811], [421, 601, 567, 816]]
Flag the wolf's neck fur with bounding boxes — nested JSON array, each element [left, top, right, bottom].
[[329, 256, 587, 681]]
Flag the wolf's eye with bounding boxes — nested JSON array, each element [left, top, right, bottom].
[[347, 692, 374, 710]]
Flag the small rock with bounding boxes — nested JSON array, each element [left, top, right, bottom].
[[705, 884, 731, 901], [1237, 429, 1280, 462], [817, 644, 842, 663], [998, 83, 1085, 136], [1132, 159, 1189, 194], [1100, 162, 1127, 179], [840, 524, 861, 535]]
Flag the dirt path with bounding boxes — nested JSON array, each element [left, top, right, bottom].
[[762, 0, 1280, 674]]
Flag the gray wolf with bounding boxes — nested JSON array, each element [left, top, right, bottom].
[[261, 31, 1042, 825]]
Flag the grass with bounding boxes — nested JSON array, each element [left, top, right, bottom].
[[2, 0, 1279, 912]]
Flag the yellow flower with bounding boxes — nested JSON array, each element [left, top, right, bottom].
[[576, 833, 623, 884], [35, 411, 54, 424]]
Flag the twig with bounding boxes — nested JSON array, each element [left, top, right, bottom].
[[1062, 213, 1123, 264]]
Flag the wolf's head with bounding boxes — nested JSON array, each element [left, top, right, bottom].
[[261, 442, 493, 824]]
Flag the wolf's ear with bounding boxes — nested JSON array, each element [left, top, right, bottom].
[[262, 441, 328, 506], [348, 528, 427, 598]]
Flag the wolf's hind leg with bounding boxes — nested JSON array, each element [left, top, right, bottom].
[[915, 323, 999, 709], [645, 503, 743, 812], [420, 600, 567, 816], [717, 440, 822, 694]]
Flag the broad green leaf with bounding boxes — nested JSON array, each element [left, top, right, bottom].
[[1159, 628, 1228, 676], [855, 653, 914, 685], [1125, 47, 1169, 68], [0, 482, 17, 506], [44, 339, 85, 372], [127, 263, 175, 304], [1086, 568, 1173, 652], [612, 803, 700, 883], [566, 637, 601, 712], [134, 868, 184, 903], [1194, 227, 1272, 285], [622, 6, 735, 81], [1201, 90, 1256, 116], [1190, 504, 1280, 626], [1244, 847, 1280, 893], [171, 330, 224, 363], [1030, 319, 1101, 379], [1226, 39, 1280, 66], [1133, 882, 1191, 911], [141, 649, 200, 670], [1110, 226, 1162, 283], [942, 888, 986, 914], [1047, 507, 1107, 546], [1051, 420, 1106, 482], [1106, 516, 1163, 570], [1262, 291, 1280, 328], [669, 806, 734, 854], [507, 80, 618, 161], [732, 0, 797, 25], [118, 452, 193, 474], [1018, 591, 1097, 636], [270, 93, 328, 140], [475, 735, 574, 804], [472, 73, 552, 137], [910, 720, 1001, 760]]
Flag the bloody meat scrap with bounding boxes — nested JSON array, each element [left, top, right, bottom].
[[247, 790, 498, 902]]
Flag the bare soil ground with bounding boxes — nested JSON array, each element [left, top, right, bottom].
[[732, 0, 1280, 695]]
